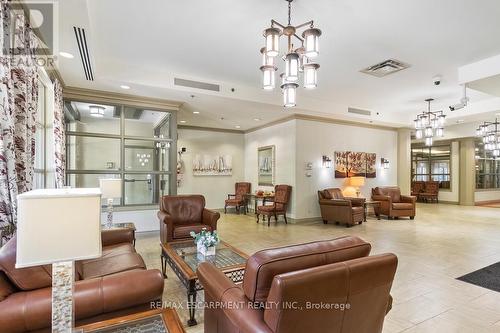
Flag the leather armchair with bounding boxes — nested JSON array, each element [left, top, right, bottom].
[[371, 186, 416, 219], [197, 236, 397, 333], [158, 195, 220, 244], [0, 229, 164, 332], [318, 188, 365, 227], [256, 185, 292, 226]]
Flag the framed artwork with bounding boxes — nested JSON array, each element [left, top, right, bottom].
[[365, 153, 377, 178], [334, 151, 377, 178], [258, 145, 275, 186], [347, 152, 366, 177], [192, 154, 232, 176], [335, 151, 349, 178]]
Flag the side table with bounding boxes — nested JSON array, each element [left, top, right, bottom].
[[102, 222, 136, 246], [364, 201, 381, 221]]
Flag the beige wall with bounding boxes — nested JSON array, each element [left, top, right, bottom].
[[177, 128, 245, 209]]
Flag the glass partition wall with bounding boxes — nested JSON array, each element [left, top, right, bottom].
[[475, 139, 500, 189], [64, 100, 176, 207], [411, 144, 451, 189]]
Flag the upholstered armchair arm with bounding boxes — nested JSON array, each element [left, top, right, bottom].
[[203, 208, 220, 230], [197, 262, 239, 301], [345, 197, 366, 207], [372, 195, 391, 202], [158, 210, 173, 227], [101, 228, 134, 247], [401, 195, 417, 204], [158, 210, 174, 244], [0, 269, 164, 333], [319, 199, 351, 207]]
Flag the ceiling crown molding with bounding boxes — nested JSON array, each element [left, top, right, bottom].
[[63, 86, 183, 111]]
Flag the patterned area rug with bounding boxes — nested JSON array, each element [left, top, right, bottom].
[[457, 262, 500, 292]]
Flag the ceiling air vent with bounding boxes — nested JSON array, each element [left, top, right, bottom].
[[174, 78, 220, 92], [348, 107, 371, 116], [73, 27, 94, 81], [360, 59, 410, 77]]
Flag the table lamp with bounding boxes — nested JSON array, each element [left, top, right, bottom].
[[350, 176, 366, 197], [99, 178, 122, 229], [16, 188, 102, 332]]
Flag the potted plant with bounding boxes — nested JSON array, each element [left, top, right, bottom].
[[190, 228, 219, 256]]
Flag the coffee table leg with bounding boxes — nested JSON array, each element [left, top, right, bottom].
[[161, 253, 167, 278], [187, 287, 197, 326], [364, 205, 367, 222]]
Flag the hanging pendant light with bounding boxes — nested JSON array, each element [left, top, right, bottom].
[[285, 52, 300, 82], [282, 82, 299, 107], [259, 0, 322, 107], [302, 28, 322, 58], [425, 137, 433, 147], [260, 65, 276, 90], [476, 118, 500, 155], [263, 28, 280, 57], [413, 98, 446, 146], [303, 63, 319, 89]]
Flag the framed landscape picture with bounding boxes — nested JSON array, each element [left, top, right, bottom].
[[258, 145, 275, 186], [335, 151, 377, 178], [365, 152, 377, 178], [335, 151, 349, 178], [192, 154, 232, 176], [347, 152, 366, 177]]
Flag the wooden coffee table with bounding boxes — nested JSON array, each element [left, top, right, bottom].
[[161, 240, 248, 326], [76, 308, 185, 332]]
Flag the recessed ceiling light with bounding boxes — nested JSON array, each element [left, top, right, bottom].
[[456, 119, 465, 123], [179, 120, 186, 124], [120, 85, 130, 90], [235, 125, 241, 129], [193, 111, 200, 114], [253, 118, 261, 121], [59, 52, 74, 59]]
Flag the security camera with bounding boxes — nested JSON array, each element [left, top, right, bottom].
[[433, 75, 441, 86], [449, 101, 466, 111]]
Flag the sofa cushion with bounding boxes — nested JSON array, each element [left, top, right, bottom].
[[322, 190, 333, 199], [160, 195, 205, 225], [392, 203, 413, 210], [325, 188, 344, 199], [0, 236, 52, 291], [242, 236, 371, 303], [80, 252, 146, 280], [173, 224, 212, 239]]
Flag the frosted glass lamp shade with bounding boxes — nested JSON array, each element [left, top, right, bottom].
[[281, 82, 298, 108], [99, 178, 122, 199], [303, 63, 319, 89], [302, 28, 321, 58], [284, 52, 300, 82], [260, 65, 277, 90], [16, 188, 102, 268], [263, 28, 280, 57]]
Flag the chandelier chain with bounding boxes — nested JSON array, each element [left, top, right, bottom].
[[288, 1, 292, 25]]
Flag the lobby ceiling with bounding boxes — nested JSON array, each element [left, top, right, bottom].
[[56, 0, 500, 130]]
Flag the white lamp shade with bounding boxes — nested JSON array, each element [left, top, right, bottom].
[[99, 178, 122, 199], [16, 188, 102, 268]]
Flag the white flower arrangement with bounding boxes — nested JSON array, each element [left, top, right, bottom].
[[190, 228, 220, 255]]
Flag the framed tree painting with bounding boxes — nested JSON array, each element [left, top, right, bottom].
[[365, 152, 377, 178], [347, 152, 366, 177], [335, 151, 349, 178], [258, 145, 275, 186]]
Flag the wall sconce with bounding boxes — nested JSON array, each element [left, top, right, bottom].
[[322, 155, 332, 168], [381, 158, 390, 169]]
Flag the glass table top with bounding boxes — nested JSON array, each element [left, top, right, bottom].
[[85, 314, 168, 333], [170, 242, 247, 272]]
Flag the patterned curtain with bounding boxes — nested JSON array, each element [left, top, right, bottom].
[[0, 1, 40, 242], [53, 78, 65, 188]]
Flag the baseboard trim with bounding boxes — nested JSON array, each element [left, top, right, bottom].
[[475, 200, 500, 206], [437, 200, 459, 205], [288, 217, 322, 224]]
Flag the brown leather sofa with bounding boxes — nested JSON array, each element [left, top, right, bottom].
[[318, 188, 366, 227], [372, 186, 416, 219], [158, 194, 220, 243], [197, 236, 397, 333], [0, 229, 164, 332]]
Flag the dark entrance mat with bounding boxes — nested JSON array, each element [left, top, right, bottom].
[[457, 262, 500, 292]]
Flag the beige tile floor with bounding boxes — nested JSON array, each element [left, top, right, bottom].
[[135, 203, 500, 333]]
